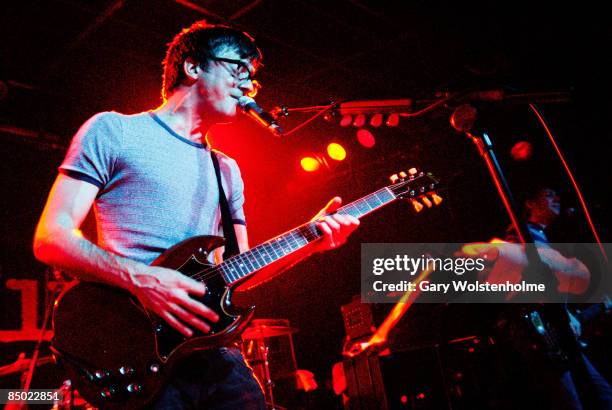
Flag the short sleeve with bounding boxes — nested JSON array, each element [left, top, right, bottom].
[[228, 158, 246, 225], [59, 112, 122, 189]]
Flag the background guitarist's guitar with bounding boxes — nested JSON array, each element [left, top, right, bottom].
[[51, 170, 440, 409]]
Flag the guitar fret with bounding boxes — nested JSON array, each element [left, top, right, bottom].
[[219, 264, 233, 283], [234, 256, 248, 277], [276, 237, 289, 256], [230, 255, 242, 278], [241, 252, 257, 272], [251, 247, 265, 268], [217, 175, 436, 286], [258, 244, 274, 263], [355, 199, 371, 214], [340, 204, 360, 219], [367, 193, 383, 207], [264, 240, 280, 259], [376, 189, 394, 203], [236, 254, 253, 275]]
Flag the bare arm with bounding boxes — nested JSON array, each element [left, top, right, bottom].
[[33, 174, 218, 337], [460, 242, 590, 295]]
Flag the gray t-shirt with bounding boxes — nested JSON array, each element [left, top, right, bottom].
[[60, 111, 245, 264]]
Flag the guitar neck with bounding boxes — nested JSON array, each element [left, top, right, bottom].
[[219, 187, 397, 285]]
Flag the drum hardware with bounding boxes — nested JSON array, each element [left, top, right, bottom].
[[241, 319, 299, 410]]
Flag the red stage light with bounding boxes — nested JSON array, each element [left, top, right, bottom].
[[386, 113, 399, 127], [370, 113, 383, 127], [327, 143, 346, 161], [300, 156, 320, 172], [510, 140, 533, 161], [340, 114, 352, 127], [353, 114, 366, 127], [356, 129, 375, 148]]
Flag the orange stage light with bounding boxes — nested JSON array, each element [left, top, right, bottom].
[[327, 143, 347, 161], [300, 156, 320, 172]]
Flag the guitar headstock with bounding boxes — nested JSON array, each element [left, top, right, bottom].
[[388, 168, 442, 212]]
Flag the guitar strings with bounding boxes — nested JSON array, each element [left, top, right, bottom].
[[184, 179, 422, 283], [187, 224, 322, 283]]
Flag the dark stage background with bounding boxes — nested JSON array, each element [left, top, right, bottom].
[[2, 0, 611, 404]]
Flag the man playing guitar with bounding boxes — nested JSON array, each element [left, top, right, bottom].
[[33, 21, 359, 409]]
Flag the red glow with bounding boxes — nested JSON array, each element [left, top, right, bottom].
[[353, 114, 366, 127], [510, 140, 533, 161], [370, 113, 383, 127], [340, 114, 352, 127], [357, 129, 375, 148], [386, 113, 399, 127], [416, 393, 426, 400], [400, 395, 408, 404]]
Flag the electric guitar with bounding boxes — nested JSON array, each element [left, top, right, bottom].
[[51, 170, 440, 409]]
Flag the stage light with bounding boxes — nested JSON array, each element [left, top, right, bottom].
[[327, 143, 346, 161], [300, 156, 320, 172], [356, 129, 375, 148], [510, 140, 533, 161], [340, 114, 352, 127], [352, 114, 366, 127], [370, 113, 383, 127], [385, 113, 399, 127]]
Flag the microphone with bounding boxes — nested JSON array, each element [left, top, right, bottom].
[[238, 96, 283, 137]]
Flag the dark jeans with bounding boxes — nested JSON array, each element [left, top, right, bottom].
[[493, 328, 612, 410], [487, 305, 612, 410], [556, 352, 612, 410], [152, 347, 266, 410]]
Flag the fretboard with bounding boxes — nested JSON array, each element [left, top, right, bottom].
[[219, 187, 397, 285]]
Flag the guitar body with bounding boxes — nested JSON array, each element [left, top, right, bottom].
[[49, 171, 440, 409], [52, 235, 254, 409]]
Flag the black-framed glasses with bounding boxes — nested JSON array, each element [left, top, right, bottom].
[[207, 56, 256, 82]]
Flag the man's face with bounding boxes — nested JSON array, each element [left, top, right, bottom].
[[527, 188, 561, 223], [196, 46, 257, 120]]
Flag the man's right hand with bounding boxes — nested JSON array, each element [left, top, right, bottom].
[[127, 266, 219, 337]]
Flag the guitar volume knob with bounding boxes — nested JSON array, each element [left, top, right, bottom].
[[100, 386, 117, 400], [119, 366, 135, 376], [126, 383, 143, 394], [93, 369, 111, 381]]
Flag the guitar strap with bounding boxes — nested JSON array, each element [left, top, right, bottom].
[[211, 151, 240, 260]]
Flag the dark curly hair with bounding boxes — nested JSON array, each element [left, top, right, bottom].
[[162, 21, 262, 100]]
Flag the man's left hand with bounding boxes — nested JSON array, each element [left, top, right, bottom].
[[311, 197, 359, 252]]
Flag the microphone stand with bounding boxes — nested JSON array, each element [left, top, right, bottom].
[[450, 104, 579, 360]]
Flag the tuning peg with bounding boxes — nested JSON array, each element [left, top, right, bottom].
[[431, 193, 443, 206], [410, 199, 424, 213], [420, 196, 433, 208], [398, 171, 408, 180], [389, 174, 399, 183]]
